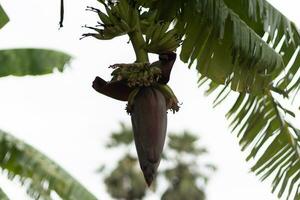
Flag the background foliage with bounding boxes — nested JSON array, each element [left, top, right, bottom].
[[102, 123, 215, 200]]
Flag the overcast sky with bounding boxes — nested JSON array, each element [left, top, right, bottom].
[[0, 0, 299, 200]]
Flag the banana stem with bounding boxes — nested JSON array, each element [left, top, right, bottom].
[[128, 10, 149, 63]]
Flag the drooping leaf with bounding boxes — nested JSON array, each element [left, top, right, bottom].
[[224, 92, 300, 199], [0, 48, 71, 77], [143, 0, 300, 96], [223, 0, 300, 97], [0, 130, 97, 200], [0, 4, 9, 29]]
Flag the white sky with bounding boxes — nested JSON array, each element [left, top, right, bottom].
[[0, 0, 299, 200]]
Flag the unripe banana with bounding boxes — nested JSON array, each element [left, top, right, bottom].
[[159, 22, 171, 37], [105, 6, 121, 26], [129, 9, 139, 30], [150, 24, 163, 44], [81, 32, 115, 40], [98, 10, 113, 26], [118, 19, 131, 32], [145, 25, 156, 43], [154, 84, 180, 113], [86, 6, 112, 26], [156, 29, 178, 47], [117, 0, 130, 22]]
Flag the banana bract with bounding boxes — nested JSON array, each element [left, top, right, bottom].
[[131, 87, 167, 186], [93, 52, 178, 186]]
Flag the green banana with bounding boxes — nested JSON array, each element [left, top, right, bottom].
[[118, 18, 131, 32], [128, 7, 139, 30], [150, 23, 163, 44], [145, 24, 156, 43], [84, 5, 130, 39], [105, 6, 120, 25], [126, 87, 140, 113], [154, 84, 180, 113], [117, 0, 130, 22], [151, 22, 171, 44], [81, 33, 114, 40], [140, 10, 158, 34], [86, 6, 112, 26], [146, 28, 180, 53], [159, 22, 171, 37], [110, 2, 122, 19], [156, 29, 178, 47]]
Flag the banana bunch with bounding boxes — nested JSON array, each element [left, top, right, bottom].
[[110, 62, 161, 87], [144, 21, 181, 54], [82, 0, 138, 40], [139, 10, 158, 33]]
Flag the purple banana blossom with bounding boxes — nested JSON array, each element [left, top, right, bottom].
[[93, 52, 176, 186], [131, 87, 167, 186]]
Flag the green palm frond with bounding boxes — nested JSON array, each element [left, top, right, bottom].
[[0, 48, 71, 77], [223, 0, 300, 97], [226, 92, 300, 199], [142, 0, 300, 95], [0, 187, 9, 200], [0, 130, 97, 200], [0, 4, 9, 29], [139, 0, 300, 198]]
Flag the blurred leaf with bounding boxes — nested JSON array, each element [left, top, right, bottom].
[[162, 184, 205, 200], [0, 4, 9, 29], [106, 123, 133, 148], [162, 164, 205, 200], [0, 48, 71, 77], [103, 125, 214, 199], [104, 154, 148, 200], [164, 163, 197, 182], [0, 130, 97, 200], [168, 132, 207, 155], [0, 187, 9, 200]]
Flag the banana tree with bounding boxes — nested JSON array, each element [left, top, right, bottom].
[[81, 0, 300, 199]]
